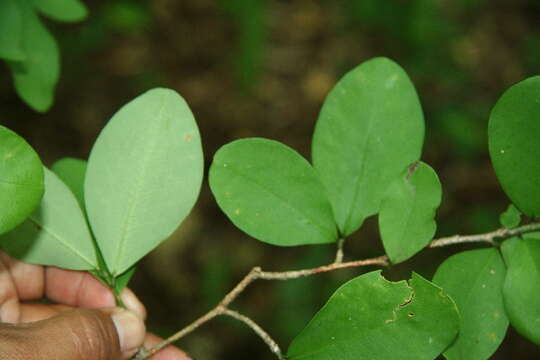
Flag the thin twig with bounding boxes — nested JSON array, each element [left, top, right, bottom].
[[222, 309, 284, 359], [135, 221, 540, 360], [334, 237, 346, 263], [428, 222, 540, 248]]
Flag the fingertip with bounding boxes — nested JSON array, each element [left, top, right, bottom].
[[120, 288, 147, 320], [111, 308, 146, 358], [144, 333, 192, 360]]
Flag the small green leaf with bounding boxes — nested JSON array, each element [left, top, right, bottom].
[[0, 168, 97, 270], [500, 236, 520, 266], [51, 157, 87, 208], [379, 162, 441, 263], [0, 126, 44, 235], [488, 76, 540, 217], [0, 0, 25, 61], [8, 5, 59, 112], [433, 249, 508, 360], [114, 265, 136, 294], [502, 233, 540, 344], [287, 271, 459, 360], [85, 88, 204, 275], [312, 57, 425, 235], [499, 204, 521, 229], [209, 138, 337, 247], [32, 0, 88, 22]]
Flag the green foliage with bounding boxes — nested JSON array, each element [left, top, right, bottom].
[[1, 88, 203, 289], [433, 249, 508, 360], [1, 168, 97, 270], [51, 157, 87, 208], [0, 126, 44, 235], [85, 88, 204, 275], [0, 0, 25, 61], [33, 0, 88, 22], [379, 162, 441, 264], [502, 233, 540, 345], [0, 0, 87, 112], [312, 57, 424, 236], [499, 204, 521, 229], [489, 76, 540, 217], [288, 271, 459, 360], [209, 138, 337, 246]]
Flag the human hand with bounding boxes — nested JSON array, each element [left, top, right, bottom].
[[0, 250, 190, 360]]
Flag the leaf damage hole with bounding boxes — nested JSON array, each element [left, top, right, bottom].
[[406, 162, 420, 180], [407, 312, 415, 318]]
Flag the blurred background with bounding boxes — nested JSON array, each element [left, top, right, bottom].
[[1, 0, 540, 358]]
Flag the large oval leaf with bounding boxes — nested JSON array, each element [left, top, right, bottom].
[[8, 5, 59, 112], [287, 271, 459, 360], [312, 57, 424, 236], [85, 88, 204, 275], [488, 76, 540, 217], [502, 233, 540, 344], [0, 168, 97, 270], [209, 138, 337, 246], [0, 0, 25, 61], [379, 162, 441, 264], [0, 126, 44, 235], [32, 0, 88, 22], [433, 248, 508, 360]]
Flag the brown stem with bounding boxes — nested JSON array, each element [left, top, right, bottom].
[[135, 221, 540, 360], [221, 309, 284, 359]]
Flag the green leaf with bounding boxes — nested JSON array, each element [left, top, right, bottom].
[[287, 271, 459, 360], [488, 76, 540, 217], [85, 88, 204, 275], [379, 162, 441, 263], [51, 157, 87, 208], [502, 233, 540, 344], [114, 265, 136, 294], [500, 236, 520, 266], [499, 204, 521, 229], [0, 0, 25, 61], [0, 168, 97, 270], [0, 126, 44, 235], [8, 5, 59, 112], [312, 57, 425, 235], [433, 248, 508, 360], [32, 0, 88, 22], [209, 138, 337, 247]]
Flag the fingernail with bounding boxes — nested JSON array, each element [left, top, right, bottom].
[[111, 309, 146, 357], [120, 288, 147, 320]]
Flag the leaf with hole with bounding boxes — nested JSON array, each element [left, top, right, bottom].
[[489, 76, 540, 217], [287, 271, 459, 360], [433, 248, 508, 360], [502, 233, 540, 345], [0, 126, 44, 235], [51, 157, 87, 208], [0, 168, 97, 270], [379, 161, 441, 264], [85, 88, 204, 275], [312, 57, 425, 236], [209, 138, 337, 247]]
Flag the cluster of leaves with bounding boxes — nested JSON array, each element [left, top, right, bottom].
[[1, 57, 539, 359], [0, 0, 87, 112], [209, 58, 540, 359], [0, 88, 204, 296]]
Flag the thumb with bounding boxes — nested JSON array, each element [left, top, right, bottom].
[[0, 308, 146, 360]]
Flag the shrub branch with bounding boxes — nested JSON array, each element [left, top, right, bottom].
[[134, 221, 540, 360]]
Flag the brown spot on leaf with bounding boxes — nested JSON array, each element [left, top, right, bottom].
[[184, 133, 194, 142]]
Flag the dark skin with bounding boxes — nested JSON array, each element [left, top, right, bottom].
[[0, 250, 189, 360]]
